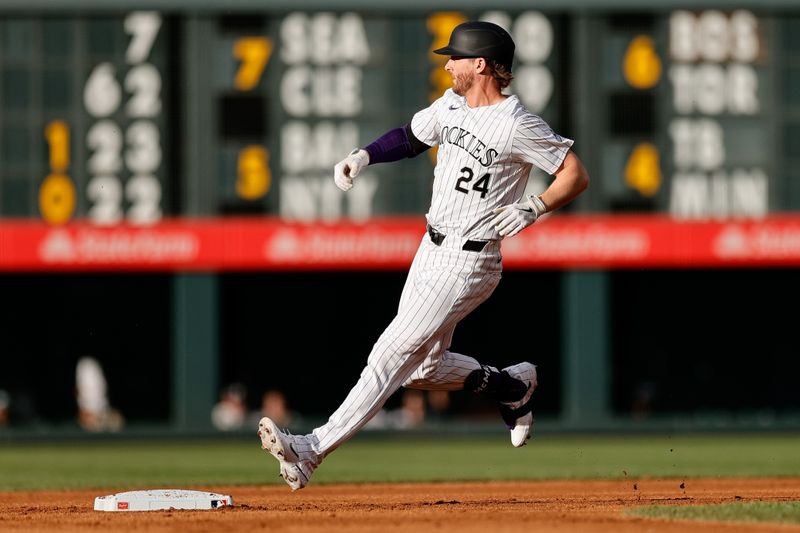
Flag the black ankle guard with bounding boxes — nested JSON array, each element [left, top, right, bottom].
[[465, 365, 528, 402], [499, 398, 534, 429]]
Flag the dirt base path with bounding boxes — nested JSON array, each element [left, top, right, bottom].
[[1, 478, 799, 532]]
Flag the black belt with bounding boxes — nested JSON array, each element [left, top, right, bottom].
[[427, 224, 488, 252]]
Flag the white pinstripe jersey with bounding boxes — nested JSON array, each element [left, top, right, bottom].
[[411, 88, 574, 241]]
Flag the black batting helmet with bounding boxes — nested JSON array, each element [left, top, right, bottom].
[[433, 21, 515, 70]]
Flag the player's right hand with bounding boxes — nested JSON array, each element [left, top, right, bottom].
[[334, 149, 369, 192]]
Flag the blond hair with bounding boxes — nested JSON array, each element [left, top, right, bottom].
[[487, 59, 514, 89]]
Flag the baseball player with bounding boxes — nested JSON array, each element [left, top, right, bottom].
[[259, 21, 589, 490]]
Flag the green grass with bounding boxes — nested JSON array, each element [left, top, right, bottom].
[[628, 502, 800, 525], [0, 433, 798, 491]]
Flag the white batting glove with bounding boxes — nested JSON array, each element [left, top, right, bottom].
[[491, 194, 548, 237], [334, 149, 369, 192]]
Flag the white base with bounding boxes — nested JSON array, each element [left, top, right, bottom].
[[94, 489, 233, 512]]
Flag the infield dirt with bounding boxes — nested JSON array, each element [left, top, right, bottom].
[[1, 478, 798, 532]]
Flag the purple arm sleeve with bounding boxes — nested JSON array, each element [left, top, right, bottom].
[[364, 124, 431, 165]]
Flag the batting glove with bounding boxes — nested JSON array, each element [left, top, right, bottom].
[[334, 149, 369, 192], [491, 194, 547, 237]]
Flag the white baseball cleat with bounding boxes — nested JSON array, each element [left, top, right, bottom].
[[499, 362, 537, 447], [509, 411, 533, 447], [258, 416, 318, 490], [258, 417, 302, 463], [279, 460, 317, 491]]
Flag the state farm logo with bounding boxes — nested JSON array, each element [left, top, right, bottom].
[[713, 224, 800, 259], [264, 227, 419, 264], [503, 223, 649, 260], [38, 227, 199, 264]]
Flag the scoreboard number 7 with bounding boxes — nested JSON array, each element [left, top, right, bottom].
[[125, 11, 162, 64], [234, 37, 273, 91]]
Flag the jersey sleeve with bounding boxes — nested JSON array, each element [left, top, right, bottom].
[[512, 114, 574, 175], [409, 91, 450, 147]]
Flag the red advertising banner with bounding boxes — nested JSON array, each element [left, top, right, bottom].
[[2, 214, 800, 272]]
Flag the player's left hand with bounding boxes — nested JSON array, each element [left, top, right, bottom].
[[491, 195, 547, 237], [334, 149, 370, 191]]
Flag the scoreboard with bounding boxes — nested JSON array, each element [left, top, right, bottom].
[[192, 9, 566, 222], [2, 13, 170, 224], [2, 2, 800, 270], [0, 8, 566, 224], [593, 10, 779, 217]]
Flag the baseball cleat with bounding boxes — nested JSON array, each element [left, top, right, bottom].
[[509, 411, 533, 447], [279, 460, 317, 491], [258, 416, 301, 463], [258, 417, 319, 490], [498, 362, 537, 447]]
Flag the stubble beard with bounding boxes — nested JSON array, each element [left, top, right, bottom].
[[452, 71, 475, 96]]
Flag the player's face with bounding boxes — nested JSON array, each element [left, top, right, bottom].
[[445, 57, 477, 96]]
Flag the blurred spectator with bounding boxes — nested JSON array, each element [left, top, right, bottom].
[[426, 390, 452, 422], [211, 383, 247, 431], [75, 356, 124, 432], [365, 389, 426, 430], [258, 389, 294, 428], [399, 389, 426, 428], [0, 389, 9, 427]]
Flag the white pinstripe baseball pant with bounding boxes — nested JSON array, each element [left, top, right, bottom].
[[308, 231, 502, 459]]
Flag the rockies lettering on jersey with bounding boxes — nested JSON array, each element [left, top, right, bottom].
[[410, 88, 574, 240], [440, 126, 499, 167]]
